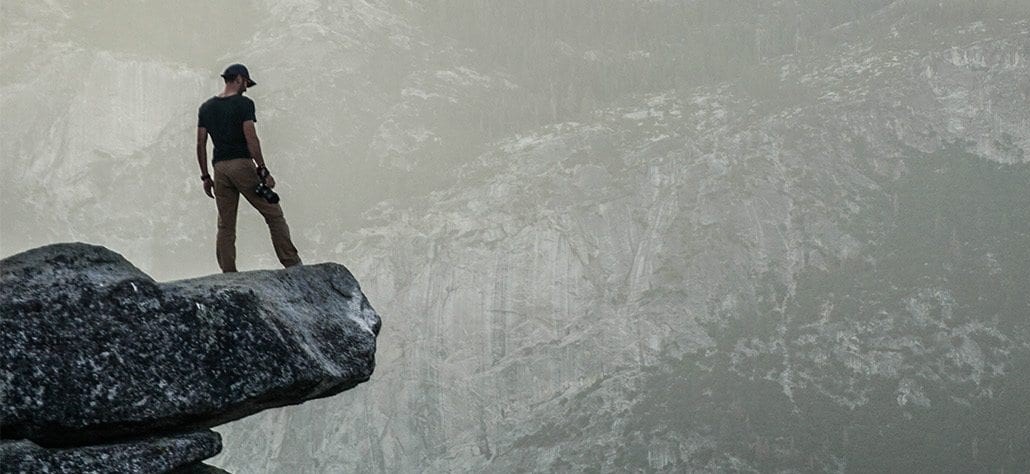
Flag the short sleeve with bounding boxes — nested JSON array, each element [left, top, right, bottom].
[[197, 108, 206, 128], [241, 98, 256, 123]]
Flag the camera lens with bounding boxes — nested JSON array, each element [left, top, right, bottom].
[[255, 183, 280, 204]]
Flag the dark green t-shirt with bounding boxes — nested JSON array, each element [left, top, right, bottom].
[[197, 93, 257, 163]]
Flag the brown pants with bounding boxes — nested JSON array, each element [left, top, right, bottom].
[[213, 159, 301, 272]]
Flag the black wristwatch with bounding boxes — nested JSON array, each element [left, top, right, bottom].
[[256, 166, 269, 179]]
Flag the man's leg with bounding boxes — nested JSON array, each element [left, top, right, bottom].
[[213, 162, 241, 273], [245, 194, 302, 268], [225, 160, 302, 268]]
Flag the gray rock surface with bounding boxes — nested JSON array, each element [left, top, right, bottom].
[[2, 1, 1029, 472], [0, 429, 221, 474], [169, 462, 233, 474], [0, 242, 381, 446], [211, 6, 1030, 473]]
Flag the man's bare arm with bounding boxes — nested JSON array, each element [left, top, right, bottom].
[[242, 120, 266, 168], [197, 127, 214, 198], [196, 127, 210, 176]]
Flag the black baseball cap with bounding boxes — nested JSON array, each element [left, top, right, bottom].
[[221, 63, 257, 87]]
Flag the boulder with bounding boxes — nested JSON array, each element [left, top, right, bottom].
[[0, 429, 221, 473], [169, 462, 233, 473], [1, 243, 381, 446]]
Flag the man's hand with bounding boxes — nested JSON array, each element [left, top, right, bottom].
[[257, 166, 275, 188], [202, 176, 214, 198]]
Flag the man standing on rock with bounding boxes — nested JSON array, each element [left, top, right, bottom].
[[195, 63, 301, 272]]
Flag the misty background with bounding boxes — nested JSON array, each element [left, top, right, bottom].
[[2, 0, 1029, 471]]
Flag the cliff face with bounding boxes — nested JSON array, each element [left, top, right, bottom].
[[0, 243, 380, 471], [3, 0, 1030, 472], [214, 8, 1030, 474]]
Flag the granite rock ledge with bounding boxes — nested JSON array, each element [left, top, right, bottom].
[[0, 242, 381, 469], [0, 430, 222, 473]]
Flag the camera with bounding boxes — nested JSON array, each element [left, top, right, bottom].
[[255, 182, 279, 204]]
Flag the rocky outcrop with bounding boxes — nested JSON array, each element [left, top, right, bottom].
[[0, 430, 221, 474], [0, 242, 381, 470]]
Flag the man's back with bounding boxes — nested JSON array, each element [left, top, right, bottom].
[[198, 94, 256, 162], [196, 63, 300, 272]]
